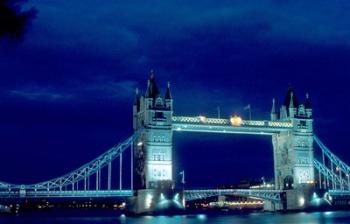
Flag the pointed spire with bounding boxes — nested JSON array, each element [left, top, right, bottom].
[[284, 86, 298, 108], [134, 87, 139, 103], [145, 70, 160, 98], [305, 93, 312, 109], [150, 69, 155, 79], [289, 92, 294, 108], [145, 79, 151, 98], [271, 98, 276, 113], [165, 81, 172, 99]]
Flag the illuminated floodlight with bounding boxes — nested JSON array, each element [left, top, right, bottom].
[[230, 115, 242, 126], [199, 115, 207, 123], [298, 196, 305, 207], [160, 193, 165, 201], [173, 193, 179, 201], [197, 214, 207, 220], [145, 193, 153, 209]]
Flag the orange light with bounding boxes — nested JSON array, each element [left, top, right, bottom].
[[230, 115, 242, 126]]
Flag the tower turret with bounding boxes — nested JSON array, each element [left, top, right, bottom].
[[133, 88, 140, 108], [289, 92, 295, 118], [305, 93, 312, 118], [280, 105, 288, 120], [165, 81, 173, 109], [271, 98, 277, 121], [133, 88, 140, 130], [297, 103, 306, 117], [283, 87, 298, 119], [145, 70, 160, 99]]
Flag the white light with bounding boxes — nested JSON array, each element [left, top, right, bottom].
[[145, 193, 153, 209], [137, 141, 143, 147], [199, 115, 207, 123], [325, 211, 334, 216], [315, 198, 321, 206], [173, 193, 179, 201], [158, 193, 170, 209], [160, 193, 165, 201], [197, 214, 207, 220], [298, 196, 305, 207]]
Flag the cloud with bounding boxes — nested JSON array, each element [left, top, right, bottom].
[[9, 86, 73, 102], [81, 79, 138, 100], [8, 79, 138, 103], [3, 0, 350, 105], [8, 0, 349, 62]]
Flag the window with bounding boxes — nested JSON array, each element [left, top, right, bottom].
[[299, 120, 306, 127], [155, 112, 164, 119], [153, 153, 166, 161]]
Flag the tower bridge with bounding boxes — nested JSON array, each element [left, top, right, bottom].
[[1, 73, 350, 214]]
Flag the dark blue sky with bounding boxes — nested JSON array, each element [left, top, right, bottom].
[[1, 0, 350, 188]]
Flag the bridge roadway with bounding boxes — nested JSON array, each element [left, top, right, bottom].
[[184, 189, 283, 202], [1, 188, 349, 204], [0, 190, 134, 198], [0, 189, 283, 201], [172, 116, 293, 135]]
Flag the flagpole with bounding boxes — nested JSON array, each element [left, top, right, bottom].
[[249, 106, 251, 120], [217, 106, 221, 119], [244, 104, 252, 120]]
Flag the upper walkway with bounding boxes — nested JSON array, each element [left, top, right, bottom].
[[172, 116, 293, 135]]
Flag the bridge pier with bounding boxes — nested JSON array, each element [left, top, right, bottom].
[[262, 186, 315, 211], [126, 189, 184, 215], [284, 185, 314, 211], [263, 200, 283, 211]]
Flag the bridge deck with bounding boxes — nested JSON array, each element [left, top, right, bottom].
[[0, 190, 134, 198], [184, 189, 284, 202], [172, 116, 292, 135]]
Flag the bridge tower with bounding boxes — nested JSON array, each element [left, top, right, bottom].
[[271, 88, 315, 210], [128, 71, 184, 214]]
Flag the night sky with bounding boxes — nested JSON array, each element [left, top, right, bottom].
[[1, 0, 350, 189]]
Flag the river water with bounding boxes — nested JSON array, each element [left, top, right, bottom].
[[1, 211, 350, 224]]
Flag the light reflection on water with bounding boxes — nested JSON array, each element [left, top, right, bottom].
[[1, 211, 350, 224]]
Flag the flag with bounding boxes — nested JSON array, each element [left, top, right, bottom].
[[179, 171, 185, 184], [244, 104, 251, 110]]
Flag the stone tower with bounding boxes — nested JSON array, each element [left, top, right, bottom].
[[271, 88, 314, 209], [129, 71, 183, 214]]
